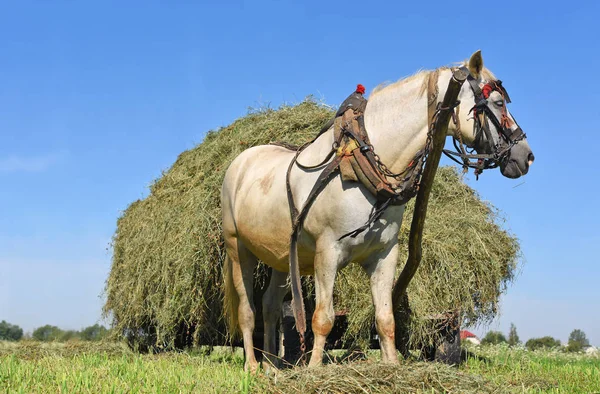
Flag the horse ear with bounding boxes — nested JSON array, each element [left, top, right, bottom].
[[468, 50, 484, 78]]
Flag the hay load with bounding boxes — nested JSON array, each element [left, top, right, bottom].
[[104, 99, 519, 350]]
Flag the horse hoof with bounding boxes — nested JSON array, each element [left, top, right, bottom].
[[245, 362, 259, 374], [263, 363, 280, 376]]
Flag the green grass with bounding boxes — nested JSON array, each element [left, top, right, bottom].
[[462, 344, 600, 393], [0, 341, 251, 393], [1, 341, 598, 393]]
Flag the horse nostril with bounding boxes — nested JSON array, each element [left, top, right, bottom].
[[528, 152, 535, 165]]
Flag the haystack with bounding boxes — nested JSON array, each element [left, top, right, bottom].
[[104, 99, 519, 350]]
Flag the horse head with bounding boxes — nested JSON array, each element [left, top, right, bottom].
[[453, 50, 535, 179]]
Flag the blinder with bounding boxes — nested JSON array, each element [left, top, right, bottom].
[[443, 66, 526, 177]]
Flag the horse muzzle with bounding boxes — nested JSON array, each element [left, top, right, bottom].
[[500, 146, 534, 179]]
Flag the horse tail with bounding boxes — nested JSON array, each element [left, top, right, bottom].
[[223, 253, 239, 338]]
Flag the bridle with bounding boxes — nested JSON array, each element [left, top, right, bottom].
[[443, 65, 526, 178]]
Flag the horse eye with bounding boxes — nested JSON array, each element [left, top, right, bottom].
[[494, 100, 504, 107]]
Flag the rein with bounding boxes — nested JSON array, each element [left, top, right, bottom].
[[442, 65, 526, 178]]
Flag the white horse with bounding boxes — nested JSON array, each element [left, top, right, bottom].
[[221, 51, 534, 372]]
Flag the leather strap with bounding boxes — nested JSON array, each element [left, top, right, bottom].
[[288, 154, 343, 337]]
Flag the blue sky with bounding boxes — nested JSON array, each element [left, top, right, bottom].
[[1, 1, 598, 345]]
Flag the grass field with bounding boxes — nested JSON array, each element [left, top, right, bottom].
[[1, 341, 598, 393]]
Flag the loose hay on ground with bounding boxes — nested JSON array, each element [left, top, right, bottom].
[[104, 98, 520, 350], [256, 360, 506, 394]]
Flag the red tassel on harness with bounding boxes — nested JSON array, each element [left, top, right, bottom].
[[356, 84, 366, 95], [482, 84, 493, 99]]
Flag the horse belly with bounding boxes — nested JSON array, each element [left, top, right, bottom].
[[226, 147, 296, 270]]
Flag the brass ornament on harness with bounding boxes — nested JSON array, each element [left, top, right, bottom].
[[333, 108, 398, 200]]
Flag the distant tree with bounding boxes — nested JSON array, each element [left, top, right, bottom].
[[59, 330, 80, 342], [481, 331, 507, 345], [0, 320, 24, 341], [32, 325, 64, 342], [566, 329, 589, 352], [525, 336, 561, 351], [80, 324, 108, 341], [508, 323, 520, 346]]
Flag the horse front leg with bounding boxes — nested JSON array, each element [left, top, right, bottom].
[[362, 243, 400, 364], [262, 268, 289, 372], [308, 247, 341, 368]]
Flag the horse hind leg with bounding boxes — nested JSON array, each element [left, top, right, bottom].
[[224, 237, 259, 372], [262, 268, 289, 372]]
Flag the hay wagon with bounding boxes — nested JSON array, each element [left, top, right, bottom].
[[279, 302, 462, 365]]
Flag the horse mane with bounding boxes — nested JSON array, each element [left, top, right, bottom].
[[369, 63, 497, 99]]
